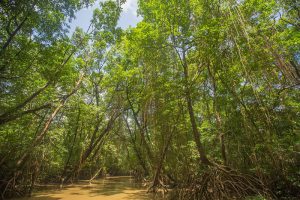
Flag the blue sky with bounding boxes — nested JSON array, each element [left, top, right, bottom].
[[68, 0, 142, 34]]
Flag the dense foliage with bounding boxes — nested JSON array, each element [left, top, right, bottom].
[[0, 0, 299, 199]]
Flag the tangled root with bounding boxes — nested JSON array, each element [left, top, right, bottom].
[[175, 165, 275, 200], [0, 177, 26, 199], [147, 178, 168, 194]]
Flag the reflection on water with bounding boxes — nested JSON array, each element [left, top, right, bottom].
[[14, 176, 167, 200]]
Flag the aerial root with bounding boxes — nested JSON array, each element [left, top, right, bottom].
[[0, 177, 26, 199], [176, 165, 275, 200], [147, 175, 169, 195]]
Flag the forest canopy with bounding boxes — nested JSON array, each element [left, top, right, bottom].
[[0, 0, 299, 199]]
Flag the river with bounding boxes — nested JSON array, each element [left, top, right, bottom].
[[14, 176, 168, 200]]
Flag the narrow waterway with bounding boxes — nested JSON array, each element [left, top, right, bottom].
[[14, 177, 167, 200]]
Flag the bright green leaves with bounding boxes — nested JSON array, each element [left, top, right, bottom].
[[0, 0, 299, 198], [71, 27, 90, 50], [92, 0, 121, 35]]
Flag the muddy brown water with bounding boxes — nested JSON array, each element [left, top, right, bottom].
[[14, 176, 168, 200]]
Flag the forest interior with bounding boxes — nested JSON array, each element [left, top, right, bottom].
[[0, 0, 299, 199]]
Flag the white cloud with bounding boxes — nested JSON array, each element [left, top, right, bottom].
[[122, 0, 138, 16]]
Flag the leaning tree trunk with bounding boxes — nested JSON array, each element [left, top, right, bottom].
[[124, 115, 149, 176], [0, 74, 84, 198], [16, 74, 84, 170], [126, 88, 154, 163], [65, 112, 119, 183], [181, 49, 211, 165], [149, 119, 178, 192]]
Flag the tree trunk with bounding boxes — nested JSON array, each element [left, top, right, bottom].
[[60, 108, 81, 185], [181, 50, 211, 165], [0, 82, 51, 125], [124, 115, 149, 175], [126, 88, 154, 163], [1, 15, 28, 55], [0, 103, 52, 125], [65, 113, 119, 182], [16, 74, 84, 170], [89, 167, 102, 184], [207, 64, 227, 165], [150, 124, 175, 192]]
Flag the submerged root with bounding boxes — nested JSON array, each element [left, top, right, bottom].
[[176, 165, 275, 200]]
